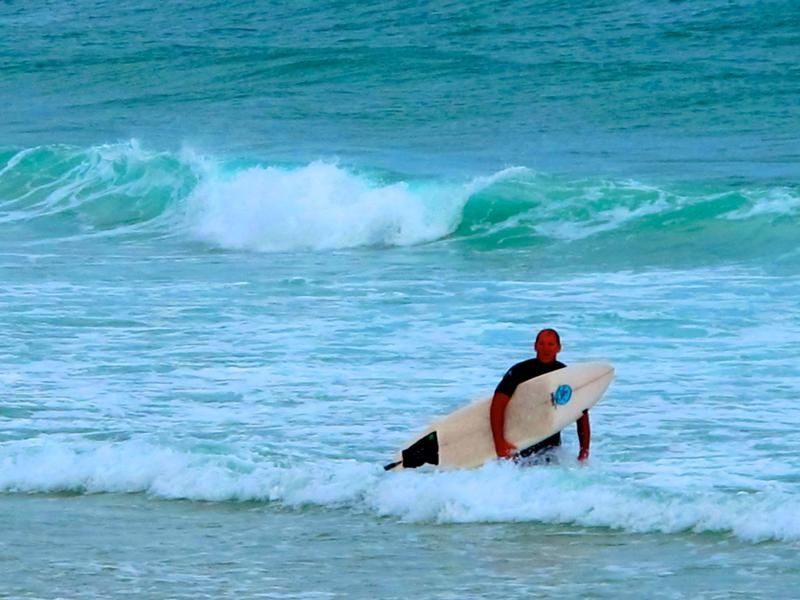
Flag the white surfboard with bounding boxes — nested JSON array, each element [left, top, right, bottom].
[[384, 361, 614, 470]]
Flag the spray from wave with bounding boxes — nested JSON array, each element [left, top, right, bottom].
[[187, 159, 478, 251]]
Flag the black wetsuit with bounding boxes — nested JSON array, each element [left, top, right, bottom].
[[494, 358, 566, 457]]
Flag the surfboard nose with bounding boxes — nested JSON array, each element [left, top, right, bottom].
[[572, 361, 614, 390], [579, 361, 615, 398], [584, 361, 614, 379]]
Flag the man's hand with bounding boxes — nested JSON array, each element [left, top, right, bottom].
[[577, 448, 589, 462]]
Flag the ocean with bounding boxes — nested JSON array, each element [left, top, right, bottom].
[[1, 1, 799, 598]]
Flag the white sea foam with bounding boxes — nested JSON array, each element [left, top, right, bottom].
[[2, 440, 798, 543], [531, 179, 672, 241]]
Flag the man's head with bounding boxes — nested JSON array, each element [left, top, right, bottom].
[[534, 328, 561, 363]]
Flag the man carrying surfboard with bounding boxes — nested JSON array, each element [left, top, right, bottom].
[[490, 328, 591, 462]]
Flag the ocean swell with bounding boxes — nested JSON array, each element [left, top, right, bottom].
[[1, 142, 797, 264]]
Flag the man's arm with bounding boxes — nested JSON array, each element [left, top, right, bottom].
[[577, 410, 590, 461], [490, 392, 517, 458]]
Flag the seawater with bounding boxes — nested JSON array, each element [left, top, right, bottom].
[[1, 1, 799, 598]]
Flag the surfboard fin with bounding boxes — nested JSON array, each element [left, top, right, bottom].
[[384, 431, 440, 471]]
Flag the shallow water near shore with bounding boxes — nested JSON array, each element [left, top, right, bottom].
[[3, 494, 800, 599]]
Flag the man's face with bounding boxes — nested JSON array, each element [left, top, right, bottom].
[[534, 331, 561, 363]]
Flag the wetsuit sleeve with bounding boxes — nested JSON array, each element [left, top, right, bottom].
[[577, 410, 590, 461], [494, 367, 518, 397]]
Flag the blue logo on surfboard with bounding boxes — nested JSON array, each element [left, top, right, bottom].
[[552, 384, 572, 406]]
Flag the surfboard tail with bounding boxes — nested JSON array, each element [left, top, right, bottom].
[[384, 431, 440, 471]]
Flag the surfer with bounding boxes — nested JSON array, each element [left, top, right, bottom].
[[490, 328, 591, 463]]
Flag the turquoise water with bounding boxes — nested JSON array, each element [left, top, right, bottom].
[[2, 1, 799, 598]]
